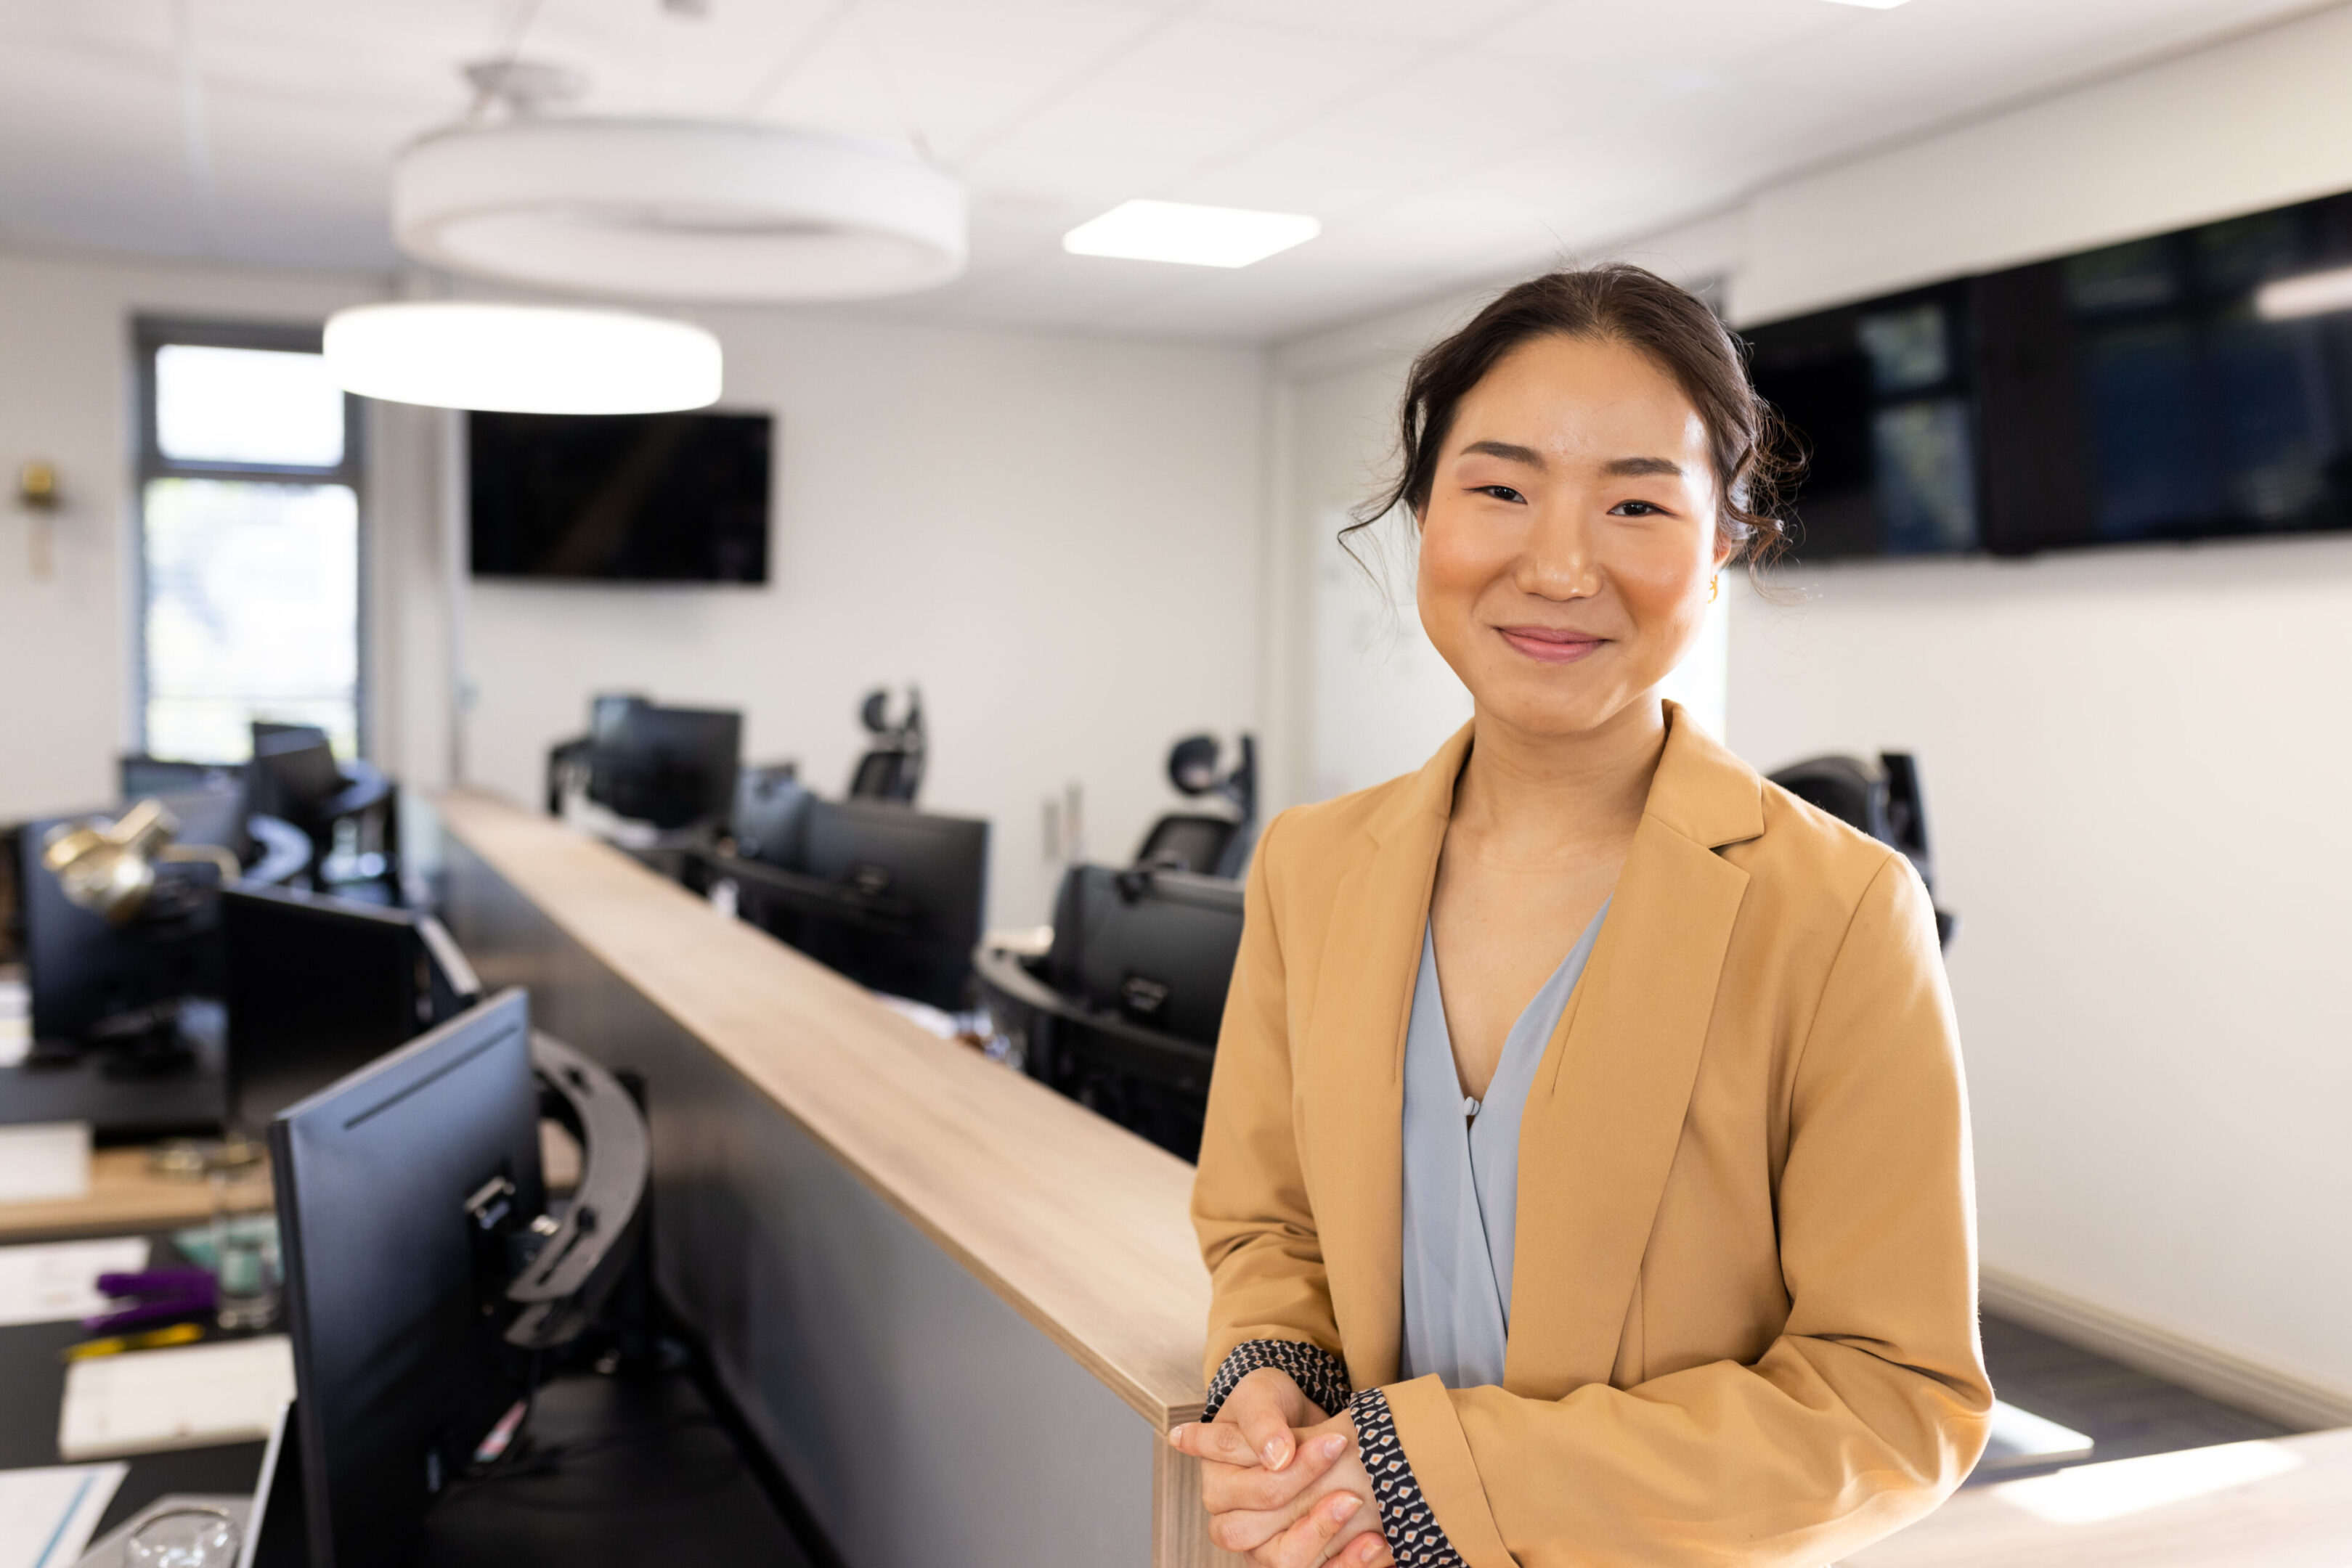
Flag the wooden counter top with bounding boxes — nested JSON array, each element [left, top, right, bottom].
[[432, 790, 1215, 1430]]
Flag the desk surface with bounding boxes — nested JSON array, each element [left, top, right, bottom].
[[434, 790, 1215, 1431], [0, 1146, 244, 1245]]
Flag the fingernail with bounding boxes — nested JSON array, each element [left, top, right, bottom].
[[1263, 1439, 1290, 1469], [1327, 1494, 1361, 1523], [1356, 1537, 1382, 1562], [1319, 1434, 1347, 1461], [1168, 1424, 1186, 1445]]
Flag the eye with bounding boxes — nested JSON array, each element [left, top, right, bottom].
[[1608, 499, 1668, 517], [1474, 485, 1527, 504]]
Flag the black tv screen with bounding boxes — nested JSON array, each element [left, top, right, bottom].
[[1746, 187, 2352, 561], [468, 409, 772, 583]]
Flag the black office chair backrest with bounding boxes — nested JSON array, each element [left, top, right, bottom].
[[251, 733, 346, 823], [847, 687, 924, 803], [1767, 751, 1954, 947], [1134, 814, 1239, 877], [846, 748, 919, 804]]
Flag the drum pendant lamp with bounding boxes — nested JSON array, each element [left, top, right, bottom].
[[391, 118, 969, 302], [325, 118, 964, 413]]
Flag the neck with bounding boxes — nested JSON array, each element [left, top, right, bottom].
[[1451, 695, 1668, 856]]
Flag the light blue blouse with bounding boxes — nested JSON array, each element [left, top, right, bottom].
[[1397, 903, 1608, 1390]]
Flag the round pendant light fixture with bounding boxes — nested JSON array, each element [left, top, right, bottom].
[[392, 119, 967, 302], [323, 301, 723, 413]]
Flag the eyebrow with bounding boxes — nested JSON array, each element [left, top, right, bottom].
[[1458, 441, 1685, 479]]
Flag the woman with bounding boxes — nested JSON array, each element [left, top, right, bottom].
[[1168, 266, 1990, 1568]]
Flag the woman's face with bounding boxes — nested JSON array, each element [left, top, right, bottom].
[[1416, 332, 1730, 741]]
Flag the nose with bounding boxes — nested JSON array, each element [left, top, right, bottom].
[[1513, 501, 1600, 602]]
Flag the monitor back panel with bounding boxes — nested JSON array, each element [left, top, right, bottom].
[[270, 989, 542, 1568], [794, 799, 988, 1010], [224, 886, 426, 1132], [1050, 865, 1245, 1046]]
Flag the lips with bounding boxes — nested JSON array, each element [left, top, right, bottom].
[[1496, 624, 1606, 664]]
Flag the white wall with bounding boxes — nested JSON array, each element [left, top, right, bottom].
[[0, 248, 1269, 936], [0, 245, 444, 823], [460, 309, 1268, 931], [1273, 0, 2352, 1403]]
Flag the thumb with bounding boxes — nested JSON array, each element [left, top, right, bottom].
[[1232, 1385, 1297, 1471]]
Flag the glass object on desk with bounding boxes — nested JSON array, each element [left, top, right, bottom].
[[209, 1167, 280, 1331], [127, 1505, 241, 1568]]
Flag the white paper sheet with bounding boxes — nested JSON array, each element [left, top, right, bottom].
[[0, 977, 28, 1071], [58, 1336, 296, 1461], [0, 1464, 128, 1568], [0, 1240, 150, 1330], [0, 1124, 91, 1206]]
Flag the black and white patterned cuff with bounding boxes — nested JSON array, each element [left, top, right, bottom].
[[1201, 1339, 1354, 1423], [1348, 1388, 1466, 1567]]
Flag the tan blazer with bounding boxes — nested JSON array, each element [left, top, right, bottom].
[[1193, 706, 1990, 1568]]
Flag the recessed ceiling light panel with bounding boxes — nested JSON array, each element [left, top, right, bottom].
[[394, 120, 967, 302], [1820, 0, 1913, 9], [1062, 200, 1320, 269], [323, 301, 723, 413]]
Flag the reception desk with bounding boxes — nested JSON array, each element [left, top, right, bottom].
[[427, 791, 1233, 1568]]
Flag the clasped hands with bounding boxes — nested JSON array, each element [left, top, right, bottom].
[[1166, 1368, 1396, 1568]]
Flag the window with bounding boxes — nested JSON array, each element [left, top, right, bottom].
[[136, 319, 364, 763]]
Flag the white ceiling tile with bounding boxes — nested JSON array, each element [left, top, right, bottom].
[[0, 0, 2334, 335]]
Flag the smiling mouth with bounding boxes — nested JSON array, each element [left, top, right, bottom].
[[1496, 625, 1606, 664]]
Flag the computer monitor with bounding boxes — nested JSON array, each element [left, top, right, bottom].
[[19, 794, 243, 1046], [1020, 864, 1245, 1158], [222, 884, 482, 1133], [585, 701, 741, 831], [728, 798, 986, 1011], [1048, 864, 1245, 1047], [270, 989, 544, 1568]]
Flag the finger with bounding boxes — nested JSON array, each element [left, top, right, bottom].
[[1327, 1524, 1393, 1567], [1200, 1432, 1346, 1514], [1167, 1421, 1263, 1467], [1234, 1392, 1299, 1471], [1258, 1489, 1364, 1568]]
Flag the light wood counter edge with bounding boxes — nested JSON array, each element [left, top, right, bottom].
[[0, 1146, 246, 1244], [434, 790, 1216, 1432]]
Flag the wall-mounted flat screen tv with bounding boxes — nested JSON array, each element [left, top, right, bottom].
[[1746, 187, 2352, 562], [468, 410, 772, 583]]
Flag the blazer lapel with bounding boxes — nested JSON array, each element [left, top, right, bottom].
[[1299, 726, 1468, 1395], [1505, 707, 1763, 1396]]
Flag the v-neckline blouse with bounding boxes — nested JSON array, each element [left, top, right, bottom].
[[1398, 902, 1610, 1390]]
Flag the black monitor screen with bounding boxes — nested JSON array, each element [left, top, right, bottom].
[[586, 703, 741, 831], [1744, 185, 2352, 562], [468, 410, 772, 583]]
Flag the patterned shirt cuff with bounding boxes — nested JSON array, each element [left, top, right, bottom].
[[1201, 1339, 1354, 1422], [1348, 1388, 1467, 1567]]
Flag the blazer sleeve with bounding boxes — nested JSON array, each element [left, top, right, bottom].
[[1380, 854, 1993, 1568], [1191, 810, 1351, 1410]]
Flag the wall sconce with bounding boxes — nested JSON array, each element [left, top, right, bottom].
[[16, 460, 60, 579]]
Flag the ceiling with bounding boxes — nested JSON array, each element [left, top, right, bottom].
[[0, 0, 2335, 341]]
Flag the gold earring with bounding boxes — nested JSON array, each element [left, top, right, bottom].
[[1708, 576, 1720, 604]]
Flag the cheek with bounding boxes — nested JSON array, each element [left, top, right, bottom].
[[1606, 526, 1714, 624]]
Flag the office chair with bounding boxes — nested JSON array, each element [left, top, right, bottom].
[[248, 724, 396, 894], [1133, 733, 1258, 879], [1767, 751, 1956, 948], [847, 687, 925, 804]]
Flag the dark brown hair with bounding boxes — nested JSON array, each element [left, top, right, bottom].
[[1350, 264, 1794, 568]]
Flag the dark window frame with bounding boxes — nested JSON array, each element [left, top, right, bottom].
[[131, 314, 371, 760]]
